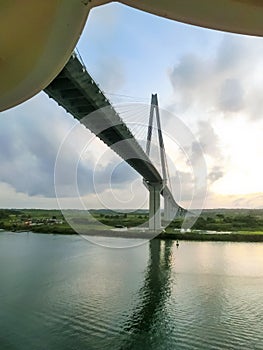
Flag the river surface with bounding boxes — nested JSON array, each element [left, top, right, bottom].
[[0, 231, 262, 350]]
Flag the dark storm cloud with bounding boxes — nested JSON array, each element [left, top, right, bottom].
[[0, 108, 74, 197], [77, 160, 139, 196], [0, 94, 137, 198]]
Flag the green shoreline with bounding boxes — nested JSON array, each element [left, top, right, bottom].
[[158, 232, 263, 242], [1, 208, 263, 243], [4, 228, 263, 242]]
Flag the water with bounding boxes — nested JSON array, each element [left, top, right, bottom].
[[0, 231, 262, 350]]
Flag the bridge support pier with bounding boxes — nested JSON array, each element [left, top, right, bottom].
[[149, 183, 162, 231]]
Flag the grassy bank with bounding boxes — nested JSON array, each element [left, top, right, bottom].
[[157, 231, 263, 242], [3, 226, 263, 242], [0, 208, 263, 242]]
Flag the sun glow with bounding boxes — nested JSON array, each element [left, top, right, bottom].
[[212, 116, 263, 195]]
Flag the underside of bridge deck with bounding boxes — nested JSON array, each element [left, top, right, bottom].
[[44, 54, 162, 184]]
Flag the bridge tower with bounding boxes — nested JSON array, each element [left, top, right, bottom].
[[146, 94, 169, 230], [146, 94, 163, 230], [146, 94, 178, 230]]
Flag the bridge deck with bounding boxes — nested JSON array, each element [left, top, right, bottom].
[[44, 54, 162, 184], [44, 53, 184, 214]]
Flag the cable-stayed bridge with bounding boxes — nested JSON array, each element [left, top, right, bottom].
[[44, 52, 185, 231]]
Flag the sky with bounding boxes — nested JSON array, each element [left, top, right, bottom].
[[0, 2, 263, 210]]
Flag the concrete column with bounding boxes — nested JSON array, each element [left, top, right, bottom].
[[149, 183, 162, 231]]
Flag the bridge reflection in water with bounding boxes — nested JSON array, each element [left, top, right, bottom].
[[121, 239, 175, 349]]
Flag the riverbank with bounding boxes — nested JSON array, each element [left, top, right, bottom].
[[158, 231, 263, 242], [3, 227, 263, 242], [1, 208, 263, 242]]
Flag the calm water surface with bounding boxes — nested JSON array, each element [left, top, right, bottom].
[[0, 231, 262, 350]]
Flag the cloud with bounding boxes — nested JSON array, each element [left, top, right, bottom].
[[170, 54, 205, 91], [77, 159, 139, 197], [0, 93, 138, 201], [208, 166, 224, 183], [0, 182, 59, 209], [81, 3, 123, 42], [218, 78, 245, 112], [171, 170, 194, 202], [0, 93, 84, 198], [177, 120, 224, 184], [166, 119, 226, 209], [186, 140, 204, 167], [196, 121, 221, 158], [171, 164, 263, 209], [206, 192, 263, 209], [166, 34, 263, 209], [93, 57, 126, 92], [168, 53, 208, 111], [215, 35, 248, 73], [77, 3, 127, 94], [196, 121, 226, 186], [168, 35, 263, 120]]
